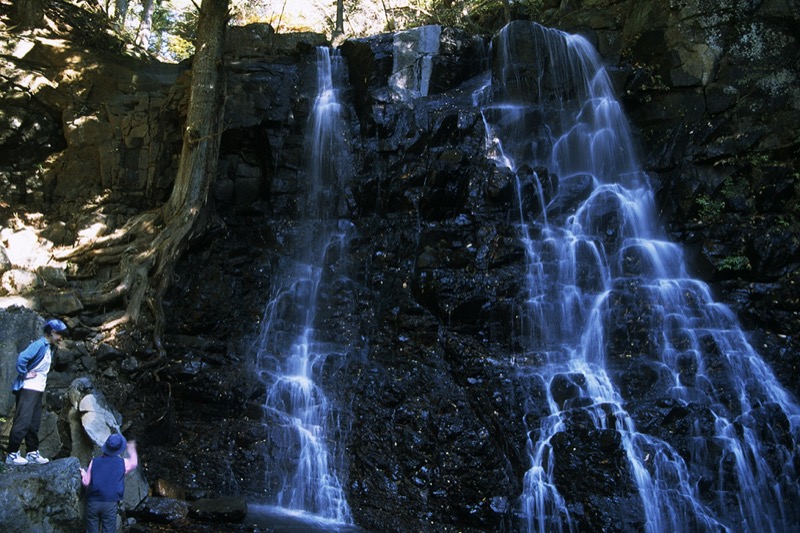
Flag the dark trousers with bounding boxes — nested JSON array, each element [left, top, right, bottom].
[[85, 500, 118, 533], [7, 389, 43, 454]]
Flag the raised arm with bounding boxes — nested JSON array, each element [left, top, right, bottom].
[[124, 440, 138, 474], [80, 460, 93, 487]]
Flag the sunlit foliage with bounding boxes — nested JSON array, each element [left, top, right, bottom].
[[152, 1, 197, 61], [60, 0, 544, 62], [362, 0, 545, 34]]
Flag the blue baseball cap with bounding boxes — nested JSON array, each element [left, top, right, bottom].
[[44, 319, 68, 334]]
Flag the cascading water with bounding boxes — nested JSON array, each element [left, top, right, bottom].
[[253, 47, 353, 525], [478, 21, 800, 532]]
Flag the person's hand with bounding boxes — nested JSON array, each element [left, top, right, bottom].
[[25, 370, 37, 379], [80, 467, 86, 476], [128, 440, 137, 449]]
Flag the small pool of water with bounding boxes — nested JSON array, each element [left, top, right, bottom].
[[245, 505, 368, 532]]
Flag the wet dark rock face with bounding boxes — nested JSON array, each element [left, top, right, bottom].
[[156, 30, 537, 529], [157, 7, 800, 531]]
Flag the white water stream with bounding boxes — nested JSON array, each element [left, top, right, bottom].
[[253, 48, 353, 524], [477, 22, 799, 533]]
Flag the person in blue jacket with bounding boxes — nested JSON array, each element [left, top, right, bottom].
[[80, 433, 139, 533], [5, 318, 68, 466]]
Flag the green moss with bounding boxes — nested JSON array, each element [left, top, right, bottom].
[[748, 153, 771, 166], [721, 177, 749, 199], [696, 194, 724, 220], [717, 255, 751, 272]]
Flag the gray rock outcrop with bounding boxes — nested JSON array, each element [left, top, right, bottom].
[[66, 377, 148, 511], [0, 457, 83, 532]]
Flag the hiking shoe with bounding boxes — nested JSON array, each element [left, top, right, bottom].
[[25, 450, 49, 464], [6, 452, 28, 465]]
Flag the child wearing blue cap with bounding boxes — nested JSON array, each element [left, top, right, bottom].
[[80, 433, 139, 533], [5, 318, 68, 466]]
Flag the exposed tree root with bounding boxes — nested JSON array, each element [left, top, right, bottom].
[[53, 0, 228, 359], [57, 206, 206, 358]]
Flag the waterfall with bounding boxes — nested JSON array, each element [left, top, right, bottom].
[[479, 21, 800, 532], [253, 47, 353, 524]]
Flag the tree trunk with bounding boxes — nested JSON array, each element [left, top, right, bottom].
[[114, 0, 129, 27], [57, 0, 229, 357], [335, 0, 344, 34], [148, 0, 228, 352], [136, 0, 156, 48], [163, 0, 227, 223], [380, 0, 394, 31], [502, 0, 512, 23], [11, 0, 45, 30]]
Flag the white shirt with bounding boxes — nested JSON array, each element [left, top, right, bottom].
[[23, 345, 51, 392]]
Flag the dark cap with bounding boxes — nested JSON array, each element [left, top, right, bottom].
[[102, 433, 127, 457]]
